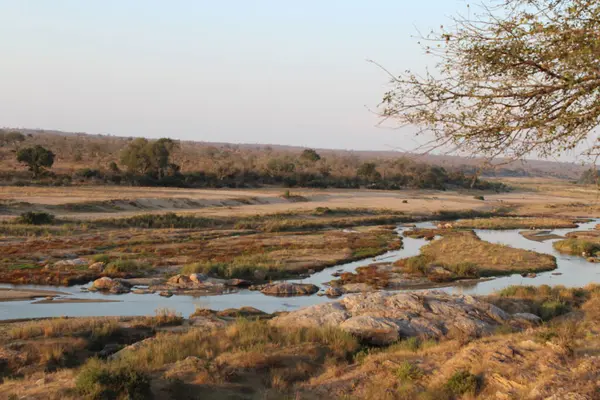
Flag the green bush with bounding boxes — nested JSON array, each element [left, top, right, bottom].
[[76, 358, 151, 399], [539, 300, 569, 321], [445, 370, 480, 396], [16, 211, 55, 225], [395, 361, 424, 382], [474, 195, 485, 201]]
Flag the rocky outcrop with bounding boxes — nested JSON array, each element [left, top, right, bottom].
[[325, 287, 343, 298], [89, 277, 131, 294], [258, 283, 319, 297], [270, 291, 536, 345]]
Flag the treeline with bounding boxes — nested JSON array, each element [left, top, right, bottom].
[[3, 132, 506, 191]]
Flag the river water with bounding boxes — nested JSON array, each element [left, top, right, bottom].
[[1, 219, 599, 320]]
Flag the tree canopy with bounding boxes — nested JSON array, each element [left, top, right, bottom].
[[380, 0, 600, 162], [16, 145, 55, 177], [120, 138, 178, 178]]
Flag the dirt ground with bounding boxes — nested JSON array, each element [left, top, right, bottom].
[[1, 178, 599, 220]]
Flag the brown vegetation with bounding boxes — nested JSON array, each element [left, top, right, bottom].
[[0, 209, 403, 285], [3, 286, 600, 399], [396, 230, 557, 279], [452, 217, 577, 230]]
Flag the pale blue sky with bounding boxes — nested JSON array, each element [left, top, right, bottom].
[[0, 1, 468, 150]]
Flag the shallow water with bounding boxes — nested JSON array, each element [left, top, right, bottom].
[[1, 219, 599, 320]]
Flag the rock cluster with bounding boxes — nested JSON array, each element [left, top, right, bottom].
[[253, 282, 319, 297], [89, 277, 131, 294], [270, 291, 540, 345]]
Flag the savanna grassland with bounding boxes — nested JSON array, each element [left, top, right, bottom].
[[2, 133, 600, 398]]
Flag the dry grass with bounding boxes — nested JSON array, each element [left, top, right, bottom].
[[453, 217, 577, 230], [397, 231, 556, 278], [0, 209, 402, 284], [8, 317, 119, 340], [5, 286, 600, 399], [553, 237, 600, 257]]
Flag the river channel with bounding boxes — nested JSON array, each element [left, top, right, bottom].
[[1, 219, 599, 320]]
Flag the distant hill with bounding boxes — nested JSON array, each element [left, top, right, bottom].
[[0, 128, 587, 180]]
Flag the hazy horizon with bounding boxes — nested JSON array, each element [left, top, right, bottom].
[[0, 1, 468, 152]]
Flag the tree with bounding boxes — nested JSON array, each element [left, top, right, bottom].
[[16, 145, 55, 177], [0, 131, 25, 147], [379, 0, 600, 162], [120, 138, 178, 178], [300, 149, 321, 162], [357, 162, 381, 181]]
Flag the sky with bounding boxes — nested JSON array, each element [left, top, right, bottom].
[[0, 1, 473, 151]]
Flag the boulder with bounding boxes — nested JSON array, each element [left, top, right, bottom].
[[512, 313, 542, 326], [253, 269, 267, 281], [189, 273, 207, 283], [260, 283, 319, 297], [159, 290, 173, 298], [88, 262, 105, 272], [168, 274, 192, 287], [325, 287, 343, 298], [89, 277, 130, 294], [270, 291, 513, 345], [98, 343, 122, 358], [225, 278, 251, 287]]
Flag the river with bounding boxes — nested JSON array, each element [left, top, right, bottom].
[[1, 219, 598, 320]]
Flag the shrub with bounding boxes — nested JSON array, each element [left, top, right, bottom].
[[92, 254, 111, 264], [76, 358, 151, 400], [445, 370, 480, 396], [447, 262, 479, 278], [395, 361, 424, 382], [474, 195, 485, 201], [16, 211, 55, 225], [104, 260, 146, 275]]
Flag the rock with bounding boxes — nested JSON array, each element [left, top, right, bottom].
[[131, 289, 152, 295], [587, 257, 600, 263], [526, 273, 537, 278], [427, 265, 453, 280], [110, 338, 155, 360], [331, 272, 342, 277], [168, 274, 192, 286], [512, 313, 542, 326], [325, 287, 343, 298], [341, 316, 401, 345], [552, 272, 563, 276], [98, 343, 122, 358], [88, 262, 105, 272], [270, 291, 513, 345], [159, 291, 173, 298], [308, 269, 315, 274], [44, 296, 54, 301], [89, 277, 130, 294], [54, 258, 88, 268], [253, 269, 267, 281], [226, 278, 251, 287], [339, 283, 373, 293], [260, 283, 319, 297], [189, 273, 207, 283]]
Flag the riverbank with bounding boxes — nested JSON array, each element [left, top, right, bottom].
[[2, 285, 599, 399]]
